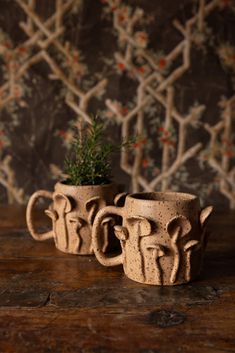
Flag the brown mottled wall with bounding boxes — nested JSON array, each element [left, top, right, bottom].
[[0, 0, 234, 209]]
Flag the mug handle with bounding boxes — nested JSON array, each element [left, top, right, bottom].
[[26, 190, 54, 241], [92, 205, 124, 266]]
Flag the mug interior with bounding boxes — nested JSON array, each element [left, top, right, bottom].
[[129, 192, 197, 202]]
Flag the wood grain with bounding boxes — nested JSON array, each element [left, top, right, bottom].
[[0, 207, 234, 353]]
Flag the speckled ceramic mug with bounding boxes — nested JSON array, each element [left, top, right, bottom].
[[92, 192, 213, 285], [26, 181, 125, 255]]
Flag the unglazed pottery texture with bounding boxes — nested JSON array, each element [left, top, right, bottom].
[[26, 182, 122, 255], [92, 192, 213, 285]]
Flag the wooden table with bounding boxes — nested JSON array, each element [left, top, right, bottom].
[[0, 206, 234, 353]]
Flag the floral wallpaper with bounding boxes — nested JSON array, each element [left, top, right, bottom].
[[0, 0, 234, 210]]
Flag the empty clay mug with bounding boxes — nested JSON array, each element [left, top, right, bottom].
[[92, 192, 213, 285], [26, 181, 124, 255]]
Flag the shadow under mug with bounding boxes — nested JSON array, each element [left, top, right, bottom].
[[26, 181, 123, 255], [92, 191, 213, 285]]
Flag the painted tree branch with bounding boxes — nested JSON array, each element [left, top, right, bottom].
[[102, 0, 218, 194]]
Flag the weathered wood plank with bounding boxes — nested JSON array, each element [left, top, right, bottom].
[[0, 299, 234, 353], [0, 206, 234, 353]]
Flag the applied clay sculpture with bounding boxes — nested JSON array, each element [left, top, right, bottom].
[[26, 181, 121, 255], [92, 192, 213, 285]]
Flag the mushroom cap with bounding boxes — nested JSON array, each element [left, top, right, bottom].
[[114, 192, 128, 207], [114, 225, 129, 241], [102, 216, 115, 226], [183, 239, 199, 252], [68, 216, 84, 228], [53, 193, 72, 213], [167, 215, 192, 238], [200, 206, 213, 227], [86, 196, 101, 210], [127, 215, 152, 236], [45, 209, 58, 221], [146, 243, 166, 257]]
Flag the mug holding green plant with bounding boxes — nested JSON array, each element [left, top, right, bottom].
[[26, 117, 129, 255]]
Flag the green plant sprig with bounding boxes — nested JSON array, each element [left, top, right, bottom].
[[64, 117, 131, 186]]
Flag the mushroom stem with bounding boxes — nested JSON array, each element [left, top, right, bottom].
[[183, 240, 200, 281], [170, 227, 181, 284], [114, 225, 128, 268], [145, 244, 165, 285], [185, 250, 192, 282], [86, 196, 102, 225], [101, 216, 115, 253], [44, 209, 57, 244], [68, 217, 83, 253], [152, 248, 162, 285]]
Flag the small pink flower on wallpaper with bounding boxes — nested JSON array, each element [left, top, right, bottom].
[[133, 138, 147, 149], [0, 127, 10, 150], [17, 46, 27, 54], [117, 103, 129, 116], [158, 126, 176, 147], [104, 110, 114, 119], [107, 100, 129, 117], [135, 64, 151, 77], [217, 43, 235, 72], [142, 158, 149, 168], [56, 130, 74, 148], [158, 58, 167, 70], [152, 52, 170, 74], [118, 5, 130, 23], [137, 66, 145, 74], [117, 62, 125, 72], [221, 139, 235, 158], [121, 106, 129, 115], [134, 32, 148, 48]]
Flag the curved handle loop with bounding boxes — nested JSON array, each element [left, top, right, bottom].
[[26, 190, 54, 241], [92, 205, 124, 267]]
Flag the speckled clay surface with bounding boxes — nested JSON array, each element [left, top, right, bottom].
[[26, 182, 120, 255], [92, 192, 213, 285]]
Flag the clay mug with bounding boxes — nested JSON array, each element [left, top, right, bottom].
[[92, 191, 213, 285], [26, 181, 125, 255]]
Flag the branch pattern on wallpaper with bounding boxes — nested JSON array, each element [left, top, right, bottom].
[[0, 0, 234, 207], [101, 0, 235, 207], [0, 0, 107, 203]]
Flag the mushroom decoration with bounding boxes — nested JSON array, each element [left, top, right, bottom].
[[114, 216, 152, 282], [183, 239, 200, 282], [183, 205, 214, 275], [167, 215, 192, 284], [144, 244, 166, 285], [44, 207, 58, 242], [114, 225, 129, 267], [86, 196, 107, 252], [86, 196, 105, 225], [114, 192, 128, 207], [67, 216, 84, 254], [128, 216, 152, 239], [199, 206, 213, 249], [101, 216, 116, 253], [46, 193, 72, 251]]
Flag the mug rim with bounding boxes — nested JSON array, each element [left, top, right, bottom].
[[127, 191, 198, 202], [55, 181, 116, 189]]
